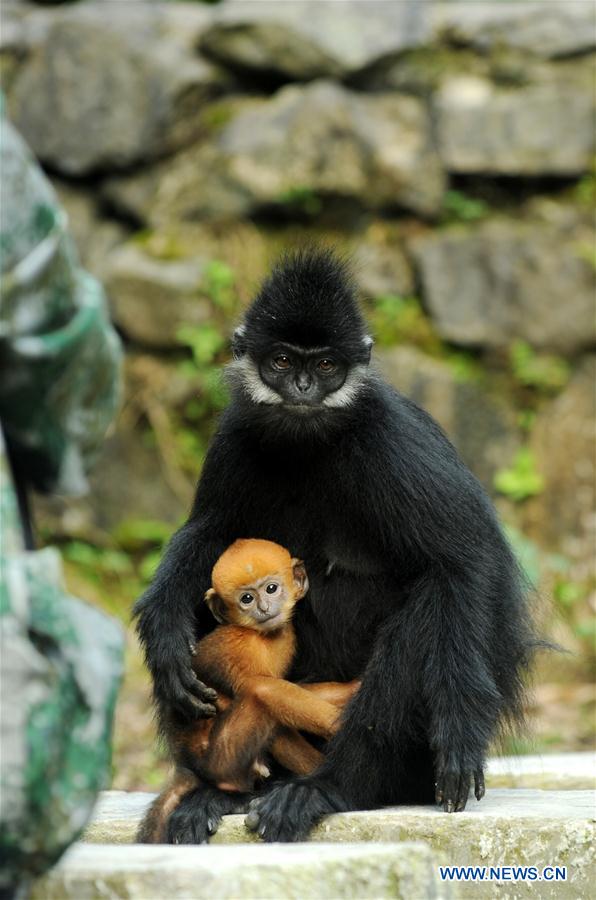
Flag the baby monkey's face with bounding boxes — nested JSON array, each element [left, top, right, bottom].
[[206, 556, 309, 632], [232, 573, 297, 631]]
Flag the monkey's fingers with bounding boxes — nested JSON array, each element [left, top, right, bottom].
[[160, 667, 217, 720], [474, 768, 485, 801], [435, 769, 471, 813], [245, 798, 263, 833]]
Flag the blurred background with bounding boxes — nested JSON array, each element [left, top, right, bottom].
[[3, 0, 594, 790]]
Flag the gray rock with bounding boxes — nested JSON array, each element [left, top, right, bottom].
[[32, 841, 445, 900], [486, 752, 596, 791], [375, 346, 519, 490], [106, 244, 210, 349], [354, 238, 415, 300], [201, 0, 431, 80], [9, 8, 226, 175], [33, 354, 196, 539], [432, 1, 596, 60], [51, 180, 127, 280], [78, 788, 596, 897], [110, 81, 444, 225], [83, 762, 596, 844], [525, 357, 596, 576], [434, 60, 595, 175], [411, 215, 596, 353], [219, 81, 444, 215]]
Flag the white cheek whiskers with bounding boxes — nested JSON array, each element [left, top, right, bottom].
[[228, 356, 283, 406], [322, 365, 368, 409]]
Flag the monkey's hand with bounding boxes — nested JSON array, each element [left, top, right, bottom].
[[151, 637, 217, 721], [245, 777, 346, 843], [435, 764, 485, 813]]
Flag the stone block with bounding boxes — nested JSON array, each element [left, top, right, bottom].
[[32, 841, 446, 900]]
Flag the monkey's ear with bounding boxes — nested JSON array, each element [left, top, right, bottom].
[[362, 334, 374, 364], [232, 324, 247, 360], [204, 588, 227, 624], [291, 559, 309, 599]]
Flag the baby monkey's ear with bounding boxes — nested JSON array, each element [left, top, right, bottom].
[[205, 588, 227, 624], [291, 559, 309, 599]]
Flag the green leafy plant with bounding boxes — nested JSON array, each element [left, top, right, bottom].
[[494, 448, 544, 502], [572, 171, 596, 207], [369, 294, 442, 354], [177, 323, 227, 368], [510, 341, 570, 394], [203, 260, 237, 314], [278, 186, 322, 217], [441, 190, 490, 224]]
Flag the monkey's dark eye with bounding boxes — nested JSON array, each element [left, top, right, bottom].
[[240, 593, 254, 605], [317, 358, 335, 372], [265, 583, 278, 594], [272, 355, 291, 370]]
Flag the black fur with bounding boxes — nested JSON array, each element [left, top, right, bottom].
[[135, 248, 537, 843], [167, 786, 249, 844]]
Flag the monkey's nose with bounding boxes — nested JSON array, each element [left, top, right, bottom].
[[296, 374, 312, 393]]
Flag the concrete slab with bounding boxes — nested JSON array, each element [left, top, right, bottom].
[[486, 752, 596, 790], [31, 841, 447, 900]]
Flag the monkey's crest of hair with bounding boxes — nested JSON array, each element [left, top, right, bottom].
[[242, 248, 370, 361], [211, 539, 295, 598]]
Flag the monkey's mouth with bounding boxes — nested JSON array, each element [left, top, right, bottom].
[[283, 402, 324, 414], [258, 611, 285, 629]]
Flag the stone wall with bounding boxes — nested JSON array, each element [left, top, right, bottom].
[[3, 1, 594, 603]]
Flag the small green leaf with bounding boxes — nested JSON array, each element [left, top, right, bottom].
[[494, 448, 544, 502]]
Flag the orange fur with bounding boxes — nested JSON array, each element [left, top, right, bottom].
[[193, 625, 295, 693], [211, 539, 295, 600]]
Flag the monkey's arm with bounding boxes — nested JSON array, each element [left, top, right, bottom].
[[133, 424, 245, 721], [270, 730, 324, 775], [199, 677, 357, 790], [267, 682, 360, 777]]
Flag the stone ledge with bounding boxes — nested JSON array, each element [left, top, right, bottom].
[[83, 753, 596, 846], [486, 752, 596, 790], [42, 788, 596, 900], [31, 841, 446, 900]]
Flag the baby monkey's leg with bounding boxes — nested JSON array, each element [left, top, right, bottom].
[[246, 677, 360, 739], [136, 768, 199, 843], [202, 679, 362, 791], [270, 728, 325, 775], [265, 681, 361, 777], [300, 680, 361, 707]]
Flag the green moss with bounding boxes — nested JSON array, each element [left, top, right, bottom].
[[199, 99, 238, 135], [383, 46, 484, 94]]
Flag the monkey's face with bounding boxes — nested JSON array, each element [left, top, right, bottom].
[[258, 343, 349, 411], [228, 250, 373, 418], [206, 558, 309, 632], [230, 338, 372, 415], [232, 574, 299, 631]]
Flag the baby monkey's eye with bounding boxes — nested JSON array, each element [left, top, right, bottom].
[[272, 355, 291, 370], [317, 358, 335, 372], [265, 583, 278, 594], [240, 593, 254, 605]]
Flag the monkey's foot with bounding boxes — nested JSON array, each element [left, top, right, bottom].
[[435, 766, 485, 813], [167, 785, 249, 844], [245, 778, 347, 843]]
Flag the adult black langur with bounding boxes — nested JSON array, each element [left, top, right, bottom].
[[134, 248, 538, 843]]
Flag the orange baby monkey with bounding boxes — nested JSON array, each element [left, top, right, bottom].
[[189, 539, 358, 791], [137, 539, 359, 843]]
